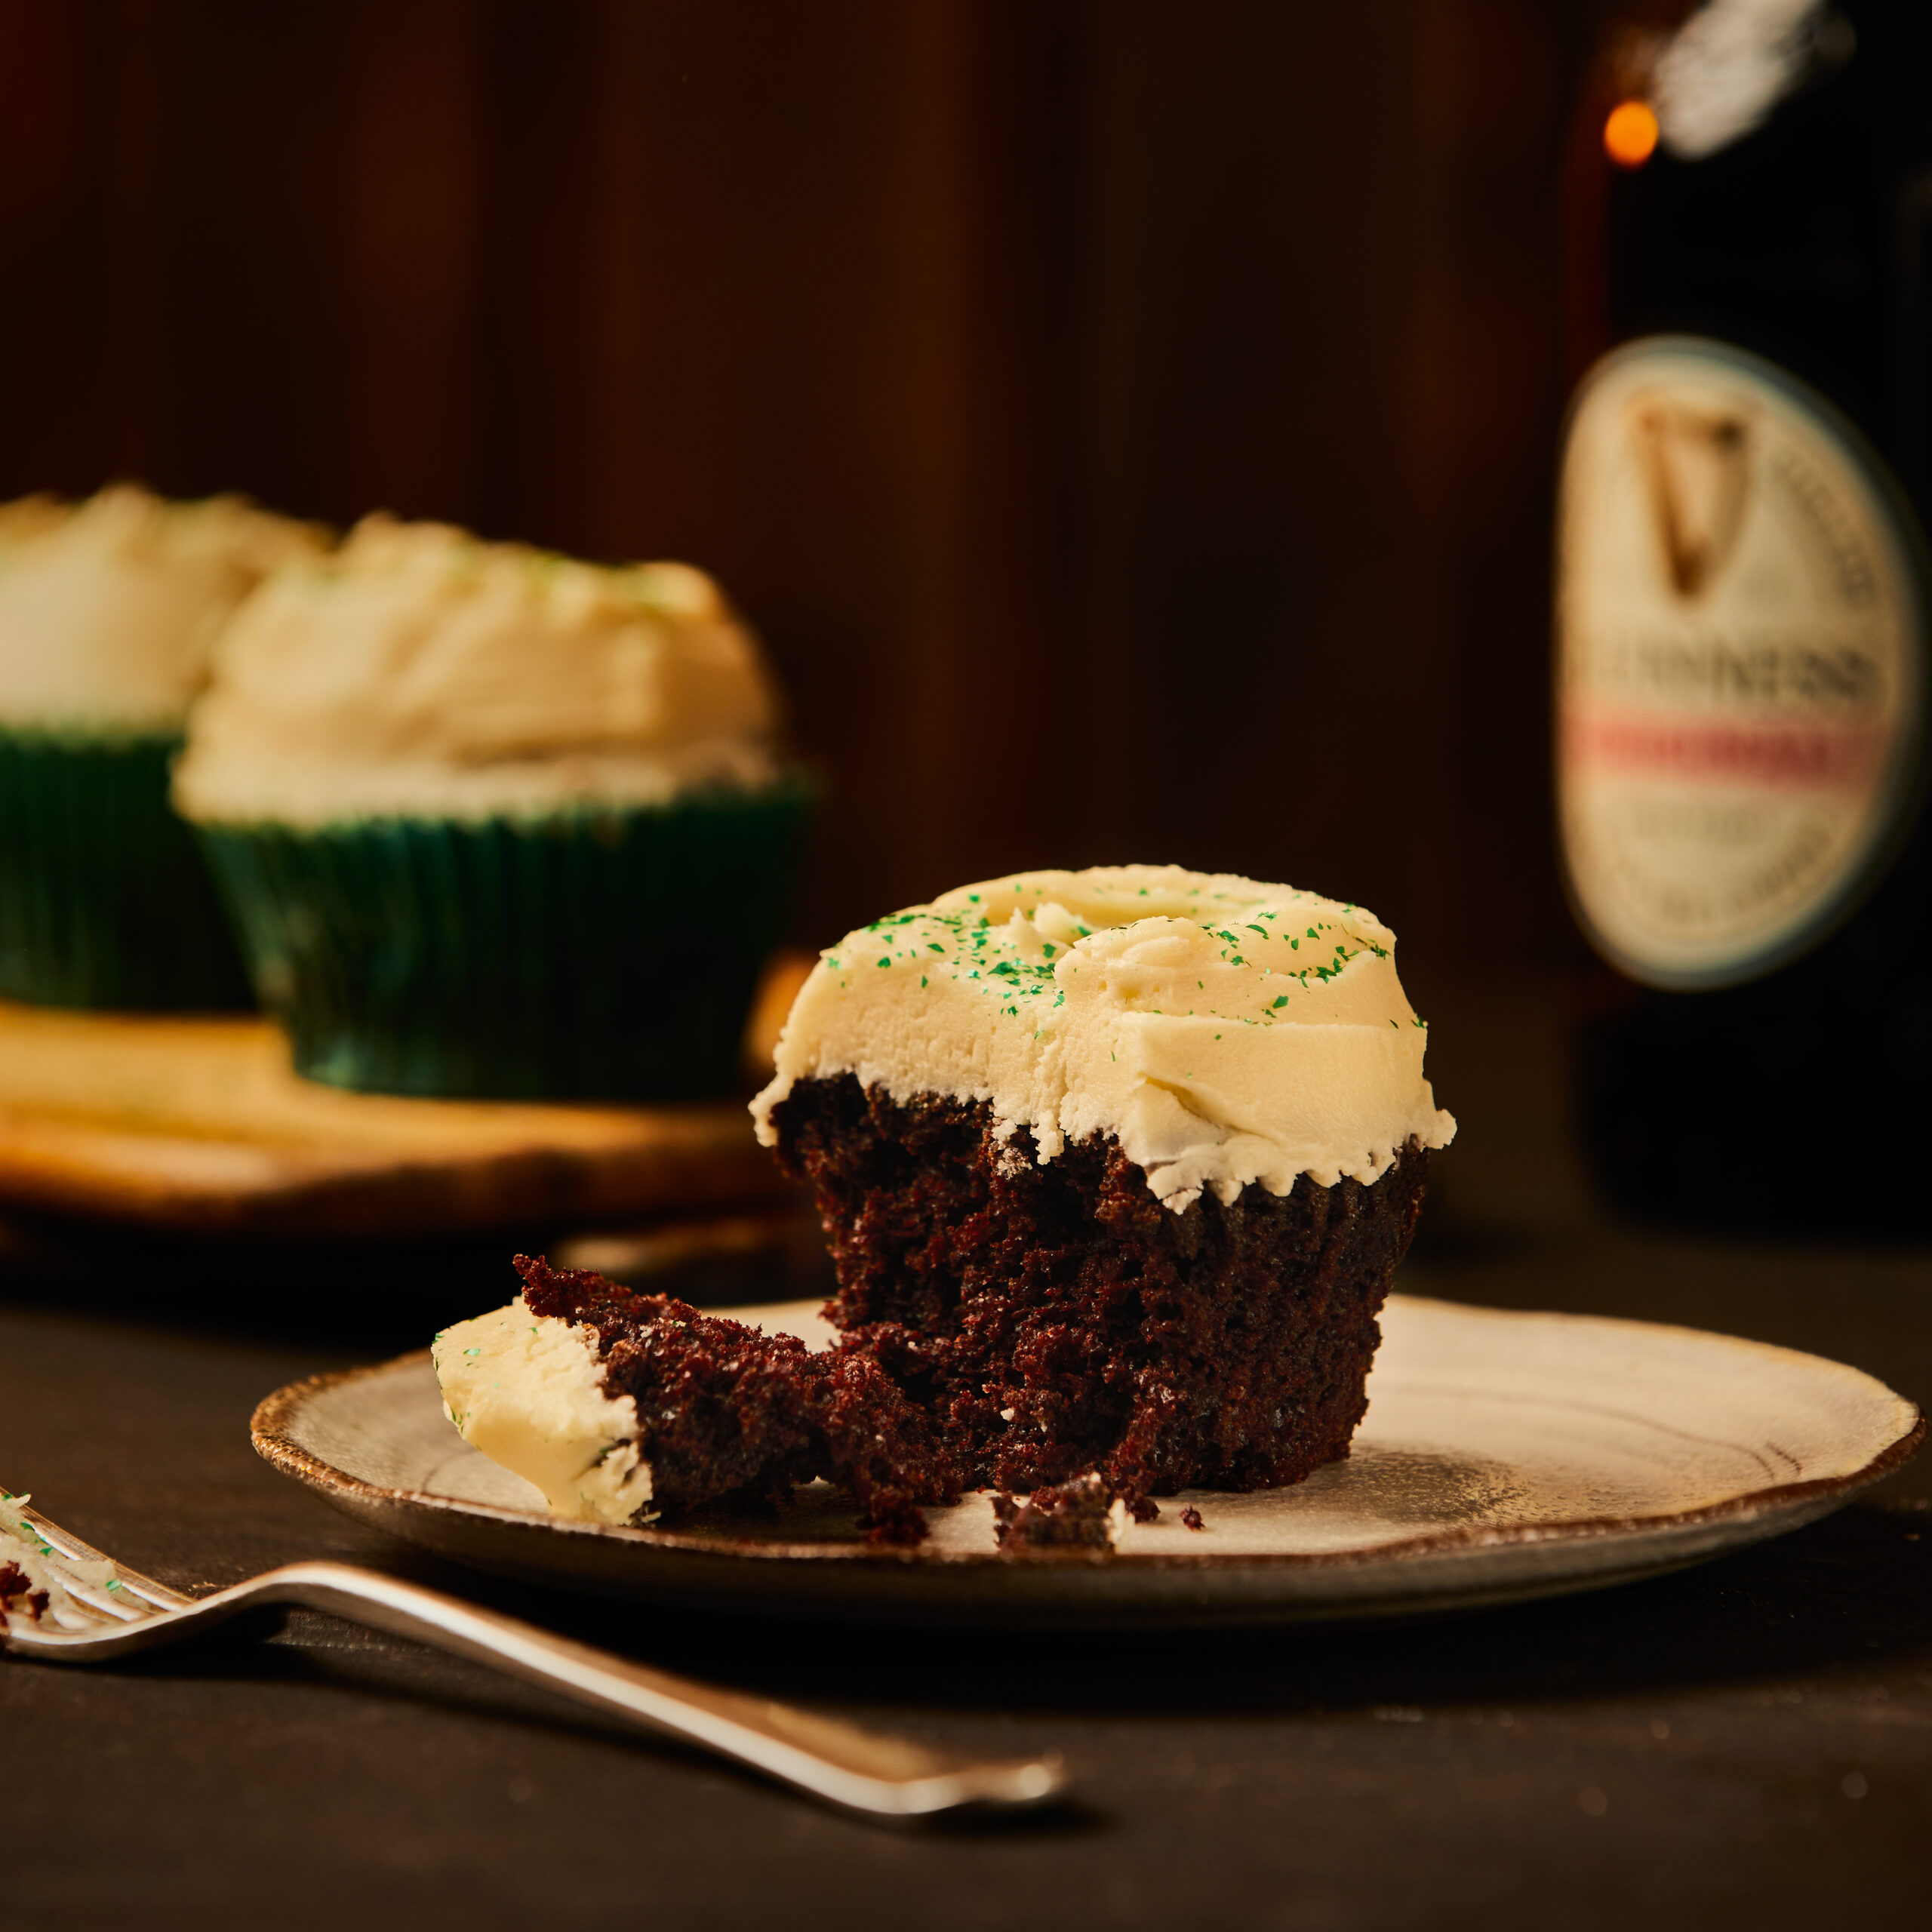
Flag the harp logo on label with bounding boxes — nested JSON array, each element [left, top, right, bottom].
[[1555, 336, 1924, 988]]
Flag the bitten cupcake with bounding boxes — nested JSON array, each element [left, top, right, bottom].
[[752, 866, 1456, 1516], [0, 484, 324, 1008], [173, 515, 811, 1100], [428, 865, 1455, 1549]]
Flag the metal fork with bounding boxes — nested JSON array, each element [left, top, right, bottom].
[[0, 1491, 1064, 1822]]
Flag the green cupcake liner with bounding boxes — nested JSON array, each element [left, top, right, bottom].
[[198, 780, 813, 1101], [0, 727, 255, 1010]]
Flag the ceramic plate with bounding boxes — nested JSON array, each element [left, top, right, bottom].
[[252, 1296, 1922, 1628]]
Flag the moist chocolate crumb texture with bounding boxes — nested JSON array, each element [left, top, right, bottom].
[[433, 1256, 957, 1544], [0, 1560, 50, 1625], [992, 1472, 1122, 1552], [752, 865, 1455, 1515]]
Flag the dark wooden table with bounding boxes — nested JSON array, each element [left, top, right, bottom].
[[5, 1008, 1929, 1929]]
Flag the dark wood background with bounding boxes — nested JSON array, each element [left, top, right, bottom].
[[0, 0, 1595, 1008]]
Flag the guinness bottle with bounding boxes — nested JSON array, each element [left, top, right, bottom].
[[1557, 1, 1932, 1234]]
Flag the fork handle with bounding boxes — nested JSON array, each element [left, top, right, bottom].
[[181, 1561, 1061, 1820]]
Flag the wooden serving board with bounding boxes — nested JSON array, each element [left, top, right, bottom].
[[0, 998, 793, 1238]]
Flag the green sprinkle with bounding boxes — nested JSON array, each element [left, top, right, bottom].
[[1272, 995, 1288, 1008], [877, 956, 891, 968], [463, 1346, 481, 1357]]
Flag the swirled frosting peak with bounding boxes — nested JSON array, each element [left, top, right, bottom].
[[752, 865, 1455, 1211], [0, 485, 324, 731], [174, 514, 783, 826]]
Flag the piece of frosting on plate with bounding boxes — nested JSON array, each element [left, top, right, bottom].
[[432, 1298, 655, 1525]]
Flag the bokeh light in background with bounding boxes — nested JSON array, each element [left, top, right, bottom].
[[1602, 98, 1660, 165], [0, 0, 1599, 1016]]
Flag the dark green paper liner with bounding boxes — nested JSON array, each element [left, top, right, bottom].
[[0, 727, 254, 1010], [198, 780, 812, 1101]]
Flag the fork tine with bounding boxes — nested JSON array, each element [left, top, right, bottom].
[[2, 1491, 193, 1620], [5, 1529, 139, 1623], [2, 1505, 142, 1626]]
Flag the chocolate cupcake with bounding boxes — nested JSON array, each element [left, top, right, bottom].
[[174, 515, 810, 1100], [752, 866, 1456, 1510], [0, 485, 323, 1008]]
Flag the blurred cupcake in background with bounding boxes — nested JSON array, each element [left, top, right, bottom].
[[174, 515, 813, 1101], [0, 483, 325, 1008]]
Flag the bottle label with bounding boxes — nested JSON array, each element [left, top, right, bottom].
[[1556, 336, 1927, 988]]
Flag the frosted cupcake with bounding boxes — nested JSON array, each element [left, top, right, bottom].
[[174, 515, 811, 1100], [752, 866, 1456, 1512], [0, 484, 325, 1008]]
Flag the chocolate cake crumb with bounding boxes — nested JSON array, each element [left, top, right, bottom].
[[514, 1255, 958, 1543], [1180, 1506, 1205, 1531], [769, 1076, 1429, 1512], [0, 1558, 48, 1624], [992, 1472, 1115, 1550]]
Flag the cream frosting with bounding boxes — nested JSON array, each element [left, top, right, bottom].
[[432, 1297, 656, 1525], [174, 514, 782, 826], [0, 485, 324, 732], [751, 865, 1455, 1211]]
